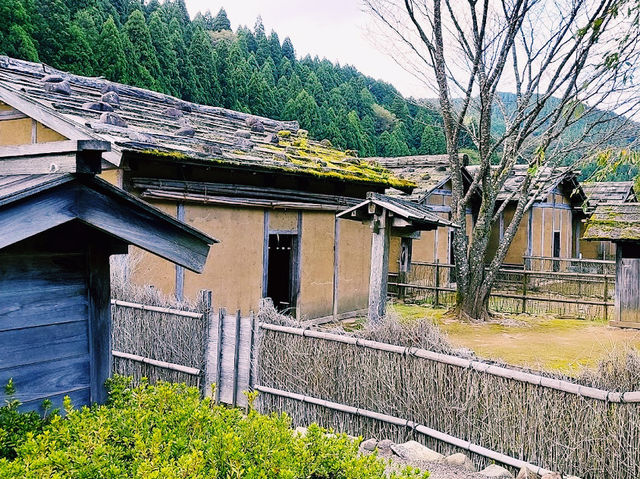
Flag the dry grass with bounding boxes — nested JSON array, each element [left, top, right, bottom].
[[390, 302, 640, 375]]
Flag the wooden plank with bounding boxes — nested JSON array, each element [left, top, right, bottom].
[[619, 256, 640, 323], [175, 202, 185, 300], [0, 109, 28, 120], [214, 308, 225, 404], [232, 310, 241, 407], [0, 186, 76, 249], [0, 320, 89, 370], [87, 246, 111, 404], [0, 355, 90, 405], [262, 210, 269, 297], [0, 287, 86, 332]]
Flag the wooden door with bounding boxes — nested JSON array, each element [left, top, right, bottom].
[[619, 257, 640, 324]]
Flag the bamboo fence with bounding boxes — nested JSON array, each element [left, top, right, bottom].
[[257, 322, 640, 478], [110, 283, 211, 390], [390, 258, 614, 320]]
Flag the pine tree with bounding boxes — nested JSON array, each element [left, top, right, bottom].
[[148, 10, 179, 95], [247, 70, 275, 117], [168, 17, 197, 101], [282, 37, 295, 62], [95, 16, 126, 82], [283, 89, 320, 134], [123, 9, 161, 90], [213, 7, 231, 31], [188, 26, 222, 105]]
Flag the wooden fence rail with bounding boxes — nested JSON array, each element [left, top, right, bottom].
[[390, 259, 614, 320], [256, 321, 640, 478]]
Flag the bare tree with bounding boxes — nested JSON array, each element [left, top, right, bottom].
[[365, 0, 640, 320]]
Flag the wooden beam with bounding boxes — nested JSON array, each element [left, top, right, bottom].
[[0, 139, 110, 174], [87, 245, 111, 404], [76, 185, 211, 273], [368, 212, 391, 322]]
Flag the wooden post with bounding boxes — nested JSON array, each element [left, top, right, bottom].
[[368, 210, 391, 322], [434, 260, 440, 307], [214, 308, 225, 404], [200, 290, 214, 397], [522, 270, 528, 314], [603, 273, 609, 322], [248, 312, 257, 392], [232, 310, 242, 408]]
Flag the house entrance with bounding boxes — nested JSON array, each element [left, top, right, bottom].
[[552, 231, 561, 271], [266, 234, 298, 313]]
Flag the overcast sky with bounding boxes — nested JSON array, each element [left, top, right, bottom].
[[185, 0, 427, 98]]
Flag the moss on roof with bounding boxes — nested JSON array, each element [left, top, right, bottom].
[[137, 134, 417, 191], [583, 203, 640, 241]]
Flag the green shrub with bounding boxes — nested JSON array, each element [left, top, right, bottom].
[[0, 377, 428, 478], [0, 379, 56, 460]]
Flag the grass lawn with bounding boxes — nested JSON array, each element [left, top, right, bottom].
[[389, 302, 640, 375]]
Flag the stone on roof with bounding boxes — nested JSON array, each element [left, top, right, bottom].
[[583, 203, 640, 241], [0, 56, 414, 192]]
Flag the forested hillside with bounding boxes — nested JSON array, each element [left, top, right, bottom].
[[0, 0, 457, 157]]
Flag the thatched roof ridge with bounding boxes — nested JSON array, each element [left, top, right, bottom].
[[0, 56, 415, 192], [582, 203, 640, 241]]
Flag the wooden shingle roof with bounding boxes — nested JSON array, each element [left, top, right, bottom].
[[372, 154, 470, 200], [582, 203, 640, 241], [0, 56, 414, 192], [465, 164, 584, 203], [582, 181, 636, 213], [338, 192, 456, 230]]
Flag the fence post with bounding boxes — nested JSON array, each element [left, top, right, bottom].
[[522, 270, 528, 314], [200, 290, 214, 397], [214, 308, 225, 404], [434, 260, 440, 307], [232, 310, 242, 408], [248, 312, 257, 390], [603, 273, 609, 322]]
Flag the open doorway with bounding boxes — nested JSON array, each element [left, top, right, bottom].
[[552, 231, 561, 271], [266, 233, 298, 313]]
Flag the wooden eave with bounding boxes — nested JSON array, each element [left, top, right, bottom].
[[0, 174, 217, 272], [338, 192, 458, 231]]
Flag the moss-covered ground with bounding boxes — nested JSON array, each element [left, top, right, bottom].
[[388, 303, 640, 375]]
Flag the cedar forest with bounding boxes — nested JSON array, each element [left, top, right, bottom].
[[0, 0, 637, 180]]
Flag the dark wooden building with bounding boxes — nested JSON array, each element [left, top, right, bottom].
[[583, 203, 640, 329], [0, 146, 215, 411]]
